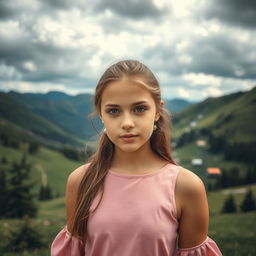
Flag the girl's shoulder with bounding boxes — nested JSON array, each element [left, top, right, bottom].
[[175, 166, 208, 223], [67, 163, 90, 184], [176, 166, 206, 200]]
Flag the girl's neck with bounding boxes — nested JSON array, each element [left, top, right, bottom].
[[111, 145, 167, 174]]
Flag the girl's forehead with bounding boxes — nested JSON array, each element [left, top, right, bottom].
[[101, 79, 154, 106]]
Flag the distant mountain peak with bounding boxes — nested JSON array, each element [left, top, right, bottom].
[[45, 91, 70, 100]]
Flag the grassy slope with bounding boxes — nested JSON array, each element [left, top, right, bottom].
[[0, 144, 84, 196], [173, 87, 256, 143], [208, 185, 256, 256]]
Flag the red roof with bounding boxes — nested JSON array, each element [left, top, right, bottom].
[[207, 168, 221, 175]]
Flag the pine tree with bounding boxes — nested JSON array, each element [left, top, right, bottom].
[[4, 154, 37, 218], [240, 189, 256, 212], [220, 169, 228, 188], [221, 194, 237, 213], [0, 168, 8, 217], [38, 185, 53, 200], [28, 142, 40, 154], [5, 216, 44, 252], [1, 156, 8, 164]]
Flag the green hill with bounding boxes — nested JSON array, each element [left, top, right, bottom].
[[173, 86, 256, 144], [7, 91, 100, 143], [0, 143, 83, 196], [0, 93, 85, 147]]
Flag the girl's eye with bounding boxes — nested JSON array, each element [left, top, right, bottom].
[[107, 108, 120, 115], [134, 106, 147, 113]]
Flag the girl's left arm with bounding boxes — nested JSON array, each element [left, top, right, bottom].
[[175, 168, 222, 255]]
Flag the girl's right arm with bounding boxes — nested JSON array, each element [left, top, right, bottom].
[[175, 168, 222, 255], [51, 164, 89, 256]]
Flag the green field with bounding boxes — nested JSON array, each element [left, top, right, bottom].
[[0, 144, 83, 196], [0, 144, 256, 255]]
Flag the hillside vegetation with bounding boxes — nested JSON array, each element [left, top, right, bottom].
[[173, 87, 256, 144], [0, 143, 83, 196]]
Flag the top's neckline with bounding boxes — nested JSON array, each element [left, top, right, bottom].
[[108, 163, 172, 179]]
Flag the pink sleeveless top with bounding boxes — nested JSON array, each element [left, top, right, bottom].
[[51, 163, 222, 256]]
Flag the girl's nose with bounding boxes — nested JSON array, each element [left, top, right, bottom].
[[121, 114, 135, 130]]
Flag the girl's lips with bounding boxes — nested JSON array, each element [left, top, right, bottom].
[[120, 135, 139, 142], [120, 134, 138, 138]]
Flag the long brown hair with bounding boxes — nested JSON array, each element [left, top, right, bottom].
[[71, 60, 177, 241]]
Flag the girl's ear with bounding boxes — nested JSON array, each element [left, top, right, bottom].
[[155, 100, 164, 121]]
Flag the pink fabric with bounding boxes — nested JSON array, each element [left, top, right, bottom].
[[51, 226, 85, 256], [176, 236, 222, 255], [51, 163, 222, 256]]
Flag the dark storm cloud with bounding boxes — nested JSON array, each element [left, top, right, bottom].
[[0, 29, 98, 85], [202, 0, 256, 28], [0, 1, 14, 20], [188, 35, 256, 79], [94, 0, 167, 19], [143, 33, 256, 79], [43, 0, 76, 10], [42, 0, 89, 11]]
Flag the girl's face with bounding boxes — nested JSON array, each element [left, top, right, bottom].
[[100, 77, 161, 154]]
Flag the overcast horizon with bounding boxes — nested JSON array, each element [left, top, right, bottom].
[[0, 0, 256, 101]]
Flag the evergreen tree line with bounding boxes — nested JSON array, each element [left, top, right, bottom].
[[201, 129, 256, 165], [0, 131, 40, 154], [221, 189, 256, 214], [0, 131, 20, 149], [61, 144, 94, 161], [174, 127, 256, 165], [174, 130, 198, 148], [208, 166, 256, 191]]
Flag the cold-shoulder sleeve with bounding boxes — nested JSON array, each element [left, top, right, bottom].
[[51, 226, 85, 256], [176, 236, 222, 256]]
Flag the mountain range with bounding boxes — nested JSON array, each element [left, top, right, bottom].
[[0, 90, 190, 148], [0, 87, 255, 149]]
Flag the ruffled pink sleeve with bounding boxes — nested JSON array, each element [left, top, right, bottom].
[[51, 226, 85, 256], [176, 236, 222, 256]]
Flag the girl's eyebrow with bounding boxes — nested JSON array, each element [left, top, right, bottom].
[[104, 101, 149, 107]]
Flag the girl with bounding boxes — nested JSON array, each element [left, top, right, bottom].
[[51, 60, 222, 256]]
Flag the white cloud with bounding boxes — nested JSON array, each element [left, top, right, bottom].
[[183, 73, 221, 87], [172, 0, 199, 18], [0, 63, 22, 80], [0, 80, 91, 95], [0, 20, 24, 39], [178, 87, 190, 99], [178, 55, 192, 64], [23, 61, 37, 72]]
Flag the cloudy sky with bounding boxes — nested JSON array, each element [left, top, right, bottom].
[[0, 0, 255, 101]]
